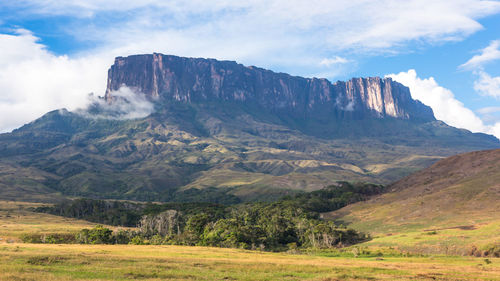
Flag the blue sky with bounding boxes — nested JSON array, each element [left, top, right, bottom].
[[1, 0, 500, 137]]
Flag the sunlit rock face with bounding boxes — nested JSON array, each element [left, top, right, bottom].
[[105, 53, 435, 122]]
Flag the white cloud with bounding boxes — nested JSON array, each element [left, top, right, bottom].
[[477, 106, 500, 124], [460, 40, 500, 70], [477, 106, 500, 115], [459, 40, 500, 99], [489, 122, 500, 139], [387, 69, 500, 138], [80, 86, 155, 120], [0, 30, 110, 132], [320, 57, 349, 67], [474, 70, 500, 98]]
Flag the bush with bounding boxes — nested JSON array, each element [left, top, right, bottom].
[[76, 225, 113, 244], [481, 243, 500, 257], [26, 256, 68, 265], [21, 234, 42, 243], [113, 229, 134, 244], [129, 235, 146, 245], [149, 234, 165, 245], [21, 233, 76, 244]]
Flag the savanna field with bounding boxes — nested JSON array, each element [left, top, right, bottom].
[[0, 201, 498, 281]]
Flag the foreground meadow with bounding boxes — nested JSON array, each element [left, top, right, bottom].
[[0, 201, 499, 280], [0, 243, 499, 280]]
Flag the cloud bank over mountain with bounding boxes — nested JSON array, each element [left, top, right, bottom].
[[388, 69, 500, 138], [0, 30, 109, 132]]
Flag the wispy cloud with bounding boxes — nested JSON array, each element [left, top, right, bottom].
[[460, 40, 500, 99], [319, 57, 349, 67], [460, 40, 500, 70], [477, 106, 500, 115], [476, 106, 500, 125]]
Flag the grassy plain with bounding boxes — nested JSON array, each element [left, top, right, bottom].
[[0, 201, 499, 280], [0, 201, 96, 242], [1, 243, 499, 281]]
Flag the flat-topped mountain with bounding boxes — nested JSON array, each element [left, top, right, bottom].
[[0, 54, 498, 202], [106, 54, 434, 122]]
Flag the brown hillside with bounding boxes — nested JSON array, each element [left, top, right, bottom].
[[327, 149, 500, 233]]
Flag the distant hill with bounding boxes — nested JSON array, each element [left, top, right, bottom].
[[0, 54, 498, 202], [327, 149, 500, 255]]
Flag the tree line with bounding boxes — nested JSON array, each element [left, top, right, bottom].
[[31, 182, 383, 251]]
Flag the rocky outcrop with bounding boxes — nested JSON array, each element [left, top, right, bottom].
[[105, 53, 435, 121]]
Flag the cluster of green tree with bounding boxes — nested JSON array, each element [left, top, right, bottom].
[[161, 187, 241, 205], [36, 182, 383, 226], [21, 233, 77, 244], [282, 182, 385, 213], [71, 202, 365, 250], [34, 199, 144, 226], [35, 199, 228, 227], [32, 182, 383, 250]]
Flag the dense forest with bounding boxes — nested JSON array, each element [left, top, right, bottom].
[[31, 182, 384, 251]]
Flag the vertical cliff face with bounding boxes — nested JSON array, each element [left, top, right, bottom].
[[333, 77, 433, 120], [105, 53, 435, 122]]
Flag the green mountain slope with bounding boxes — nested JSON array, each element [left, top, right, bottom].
[[0, 101, 497, 202]]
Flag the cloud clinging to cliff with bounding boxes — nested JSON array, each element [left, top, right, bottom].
[[81, 87, 155, 120]]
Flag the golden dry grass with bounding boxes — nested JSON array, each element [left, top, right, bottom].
[[0, 201, 116, 242], [0, 243, 499, 280]]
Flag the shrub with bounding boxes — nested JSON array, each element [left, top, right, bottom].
[[149, 234, 165, 245], [129, 235, 146, 245], [26, 256, 68, 265], [76, 225, 113, 244], [22, 233, 76, 244], [21, 234, 42, 243], [113, 229, 133, 244], [481, 243, 500, 257]]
